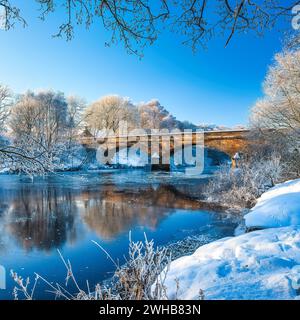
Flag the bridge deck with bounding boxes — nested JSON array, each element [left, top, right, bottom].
[[80, 129, 250, 158]]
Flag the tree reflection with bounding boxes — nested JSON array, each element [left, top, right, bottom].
[[4, 186, 81, 251], [0, 201, 8, 252], [0, 179, 211, 250], [80, 185, 203, 240]]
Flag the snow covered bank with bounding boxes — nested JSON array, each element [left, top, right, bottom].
[[244, 179, 300, 229], [157, 179, 300, 300], [159, 226, 300, 300]]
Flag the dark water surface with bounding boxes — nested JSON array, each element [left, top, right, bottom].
[[0, 170, 238, 299]]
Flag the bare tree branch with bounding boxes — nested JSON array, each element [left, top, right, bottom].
[[1, 1, 299, 55]]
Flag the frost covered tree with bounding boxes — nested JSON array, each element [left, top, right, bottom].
[[178, 120, 198, 131], [250, 41, 300, 176], [85, 95, 139, 137], [10, 93, 42, 139], [251, 48, 300, 146], [0, 84, 12, 130], [10, 91, 68, 151], [64, 95, 87, 168], [0, 84, 13, 168], [138, 99, 179, 130], [1, 88, 86, 174], [0, 86, 50, 175], [9, 90, 82, 172], [66, 95, 86, 130], [251, 50, 300, 130], [1, 1, 298, 57], [65, 95, 86, 145]]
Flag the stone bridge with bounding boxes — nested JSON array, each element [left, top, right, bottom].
[[80, 129, 250, 166]]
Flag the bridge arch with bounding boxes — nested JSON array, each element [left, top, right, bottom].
[[169, 145, 231, 169]]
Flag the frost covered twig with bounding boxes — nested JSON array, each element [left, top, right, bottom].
[[11, 233, 172, 300]]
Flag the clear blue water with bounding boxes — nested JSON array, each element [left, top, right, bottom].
[[0, 170, 238, 299]]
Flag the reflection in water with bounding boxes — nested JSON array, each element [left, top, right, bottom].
[[0, 179, 213, 248], [81, 185, 220, 240], [0, 172, 239, 300], [82, 187, 172, 240], [1, 187, 81, 251]]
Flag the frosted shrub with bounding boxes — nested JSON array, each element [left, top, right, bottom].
[[11, 233, 171, 300], [113, 233, 171, 300], [206, 155, 284, 208]]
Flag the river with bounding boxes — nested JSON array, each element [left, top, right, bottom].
[[0, 170, 239, 299]]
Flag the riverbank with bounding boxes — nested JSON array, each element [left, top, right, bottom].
[[157, 179, 300, 300]]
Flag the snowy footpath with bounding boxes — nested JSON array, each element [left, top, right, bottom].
[[158, 179, 300, 300]]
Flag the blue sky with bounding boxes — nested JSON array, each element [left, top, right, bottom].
[[0, 2, 293, 126]]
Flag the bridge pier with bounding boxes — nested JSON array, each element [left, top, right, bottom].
[[151, 164, 170, 171]]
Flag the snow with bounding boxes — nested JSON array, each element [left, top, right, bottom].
[[157, 178, 300, 300], [159, 226, 300, 300], [111, 147, 148, 167], [244, 179, 300, 229], [0, 168, 10, 174]]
